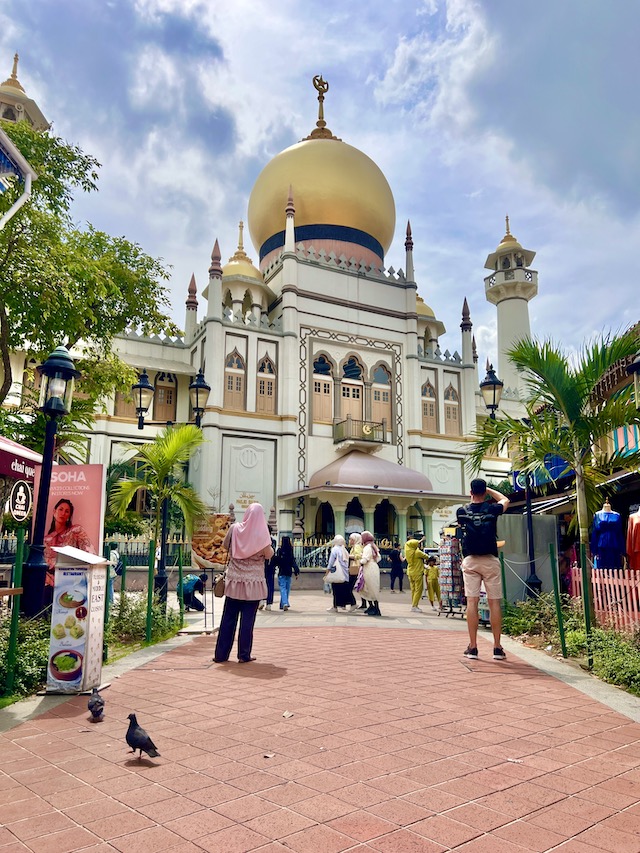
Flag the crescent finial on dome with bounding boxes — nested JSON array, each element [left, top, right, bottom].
[[303, 75, 341, 141]]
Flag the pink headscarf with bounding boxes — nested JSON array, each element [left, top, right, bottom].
[[230, 503, 271, 559], [361, 530, 379, 560]]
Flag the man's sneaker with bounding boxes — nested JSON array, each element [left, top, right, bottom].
[[493, 647, 507, 661], [411, 606, 422, 613], [464, 646, 479, 660]]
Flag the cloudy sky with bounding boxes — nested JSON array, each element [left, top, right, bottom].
[[2, 0, 638, 368]]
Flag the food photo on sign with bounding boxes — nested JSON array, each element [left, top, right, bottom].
[[191, 514, 232, 569], [48, 569, 88, 688]]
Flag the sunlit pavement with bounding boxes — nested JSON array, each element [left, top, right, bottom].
[[2, 591, 640, 852]]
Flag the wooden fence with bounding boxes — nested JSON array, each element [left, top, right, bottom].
[[570, 566, 640, 631]]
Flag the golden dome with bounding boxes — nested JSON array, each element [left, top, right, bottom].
[[416, 295, 435, 318], [1, 53, 25, 93], [248, 138, 395, 263], [222, 221, 263, 282], [496, 214, 522, 253]]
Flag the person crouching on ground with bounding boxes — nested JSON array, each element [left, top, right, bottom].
[[405, 535, 428, 612], [326, 534, 353, 612], [214, 502, 273, 663], [360, 531, 381, 616], [348, 532, 362, 608], [183, 573, 207, 611], [456, 478, 510, 661], [275, 535, 299, 611], [425, 556, 441, 611]]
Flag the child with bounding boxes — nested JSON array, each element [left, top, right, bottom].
[[425, 556, 441, 611]]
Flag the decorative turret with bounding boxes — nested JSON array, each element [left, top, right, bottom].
[[460, 298, 473, 365], [209, 239, 222, 278], [484, 217, 538, 396], [284, 185, 296, 253], [184, 273, 198, 342], [405, 220, 415, 282], [0, 53, 49, 129]]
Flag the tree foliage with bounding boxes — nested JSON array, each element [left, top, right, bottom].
[[467, 330, 640, 548], [108, 425, 209, 546], [0, 120, 179, 408]]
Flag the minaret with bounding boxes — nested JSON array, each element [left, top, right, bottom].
[[0, 53, 49, 129], [484, 217, 538, 396], [203, 238, 222, 318], [405, 220, 415, 282], [460, 298, 473, 365], [184, 273, 198, 343]]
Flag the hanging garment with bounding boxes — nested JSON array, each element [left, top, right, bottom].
[[626, 512, 640, 571], [590, 510, 624, 569]]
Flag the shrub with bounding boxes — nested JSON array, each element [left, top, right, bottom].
[[591, 629, 640, 697], [106, 592, 180, 645], [0, 619, 50, 697]]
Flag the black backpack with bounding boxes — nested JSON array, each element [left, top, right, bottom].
[[456, 504, 499, 556]]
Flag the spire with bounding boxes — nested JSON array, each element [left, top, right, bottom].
[[405, 220, 415, 282], [302, 75, 340, 141], [284, 187, 296, 253], [2, 52, 25, 92], [186, 273, 198, 309], [405, 220, 413, 251], [460, 297, 472, 332], [286, 185, 295, 217], [208, 238, 222, 277], [499, 213, 518, 245]]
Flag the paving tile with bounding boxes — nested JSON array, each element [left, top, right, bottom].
[[367, 828, 447, 852], [162, 809, 232, 840], [109, 825, 184, 853], [213, 793, 279, 822], [446, 803, 513, 831], [25, 826, 100, 853], [243, 808, 316, 840], [493, 819, 567, 850], [274, 822, 359, 853], [575, 824, 640, 853], [82, 810, 155, 840], [5, 812, 77, 842], [328, 810, 398, 842], [291, 792, 356, 822], [196, 824, 270, 852], [367, 798, 433, 826], [408, 814, 481, 846]]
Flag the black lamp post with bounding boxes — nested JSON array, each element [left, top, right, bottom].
[[479, 364, 542, 596], [132, 369, 154, 430], [22, 346, 80, 617], [189, 368, 211, 428], [479, 361, 504, 419], [627, 351, 640, 410]]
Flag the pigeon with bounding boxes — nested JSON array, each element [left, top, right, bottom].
[[126, 713, 160, 759], [87, 688, 105, 721]]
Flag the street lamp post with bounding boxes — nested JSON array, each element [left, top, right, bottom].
[[22, 346, 80, 618], [132, 369, 154, 430], [189, 368, 211, 428], [479, 363, 542, 596]]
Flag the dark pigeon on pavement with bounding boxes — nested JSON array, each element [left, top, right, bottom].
[[126, 713, 160, 759], [87, 687, 104, 721]]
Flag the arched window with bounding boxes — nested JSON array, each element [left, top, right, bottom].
[[154, 372, 178, 423], [421, 381, 437, 433], [224, 349, 245, 410], [2, 106, 16, 122], [371, 364, 392, 428], [501, 256, 511, 269], [222, 289, 233, 319], [444, 383, 461, 436], [256, 355, 276, 414], [313, 354, 333, 422], [242, 290, 253, 322], [341, 356, 363, 420]]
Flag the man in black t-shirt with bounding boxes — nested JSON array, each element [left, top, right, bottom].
[[456, 479, 509, 661]]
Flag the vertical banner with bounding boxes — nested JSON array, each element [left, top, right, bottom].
[[47, 548, 108, 693], [32, 463, 105, 587]]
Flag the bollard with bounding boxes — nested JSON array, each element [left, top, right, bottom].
[[146, 539, 155, 644], [177, 551, 184, 629], [5, 528, 25, 696]]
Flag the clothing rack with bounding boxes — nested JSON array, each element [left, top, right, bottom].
[[438, 535, 465, 618]]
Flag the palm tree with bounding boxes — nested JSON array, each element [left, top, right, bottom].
[[108, 424, 209, 547], [467, 330, 640, 553]]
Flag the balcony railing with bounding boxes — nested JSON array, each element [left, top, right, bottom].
[[333, 416, 388, 444]]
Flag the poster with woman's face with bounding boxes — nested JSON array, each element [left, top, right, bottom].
[[33, 464, 106, 568]]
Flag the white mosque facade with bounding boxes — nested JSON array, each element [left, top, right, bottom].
[[3, 65, 539, 543]]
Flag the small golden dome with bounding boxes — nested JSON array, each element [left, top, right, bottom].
[[496, 214, 522, 252], [222, 222, 263, 282], [416, 295, 435, 319], [0, 53, 25, 93]]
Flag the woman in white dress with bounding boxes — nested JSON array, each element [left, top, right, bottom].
[[360, 531, 381, 616]]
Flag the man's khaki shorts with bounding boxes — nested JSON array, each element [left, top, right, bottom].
[[461, 554, 503, 599]]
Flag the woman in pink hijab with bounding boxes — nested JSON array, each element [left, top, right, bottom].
[[214, 503, 274, 663]]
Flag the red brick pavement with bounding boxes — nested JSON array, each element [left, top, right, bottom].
[[1, 628, 640, 852]]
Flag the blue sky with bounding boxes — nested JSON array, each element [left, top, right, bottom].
[[2, 0, 638, 368]]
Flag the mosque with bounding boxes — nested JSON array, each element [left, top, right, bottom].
[[3, 62, 540, 544]]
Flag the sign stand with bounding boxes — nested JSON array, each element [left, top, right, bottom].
[[45, 546, 108, 695]]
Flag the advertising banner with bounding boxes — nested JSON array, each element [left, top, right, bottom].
[[46, 547, 108, 694], [32, 463, 105, 585], [191, 513, 232, 569]]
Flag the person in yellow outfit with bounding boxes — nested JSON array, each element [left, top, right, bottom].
[[404, 535, 428, 612], [425, 556, 441, 611]]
